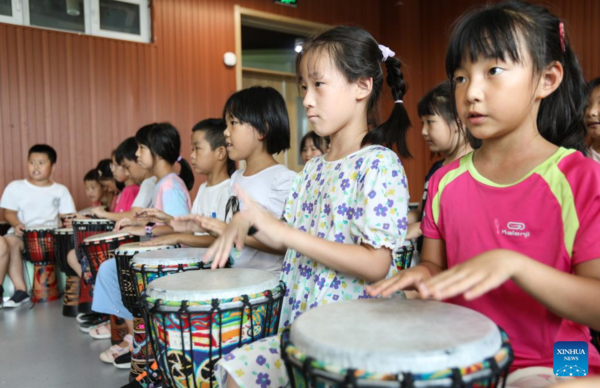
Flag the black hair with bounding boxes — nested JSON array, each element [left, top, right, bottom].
[[445, 0, 587, 153], [300, 131, 330, 154], [135, 123, 195, 190], [28, 144, 57, 165], [417, 81, 481, 151], [588, 78, 600, 93], [96, 159, 114, 180], [222, 86, 291, 155], [296, 25, 411, 158], [115, 137, 138, 165], [83, 169, 100, 182], [192, 118, 236, 177]]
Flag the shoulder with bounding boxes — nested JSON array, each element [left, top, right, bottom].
[[270, 165, 298, 190], [4, 180, 26, 191], [553, 149, 600, 198]]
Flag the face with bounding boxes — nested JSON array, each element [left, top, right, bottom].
[[84, 180, 104, 202], [300, 138, 324, 163], [420, 114, 456, 154], [452, 48, 540, 141], [190, 131, 221, 174], [136, 144, 154, 170], [111, 156, 129, 183], [585, 86, 600, 140], [223, 114, 263, 161], [28, 153, 53, 183], [122, 158, 147, 184], [299, 51, 364, 137]]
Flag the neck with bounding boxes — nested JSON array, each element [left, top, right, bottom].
[[101, 192, 114, 207], [124, 178, 136, 187], [326, 118, 369, 161], [206, 164, 230, 186], [591, 138, 600, 153], [444, 142, 473, 165], [153, 160, 175, 181], [27, 178, 52, 187], [243, 150, 277, 176]]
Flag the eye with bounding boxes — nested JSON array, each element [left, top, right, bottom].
[[300, 85, 307, 92], [489, 67, 504, 76], [315, 82, 324, 87], [454, 76, 466, 84], [427, 120, 435, 125], [230, 120, 237, 126]]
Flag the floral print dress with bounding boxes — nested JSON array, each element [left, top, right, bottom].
[[215, 145, 409, 387]]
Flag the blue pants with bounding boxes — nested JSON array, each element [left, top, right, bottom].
[[92, 259, 133, 320]]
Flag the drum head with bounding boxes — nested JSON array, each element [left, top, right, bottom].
[[83, 230, 132, 243], [290, 299, 502, 374], [73, 218, 113, 225], [24, 225, 58, 231], [115, 242, 178, 255], [147, 269, 279, 301], [55, 228, 73, 235], [132, 248, 207, 266]]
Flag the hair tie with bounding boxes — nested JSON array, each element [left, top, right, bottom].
[[559, 22, 566, 53], [97, 170, 103, 177], [177, 156, 182, 162], [378, 44, 395, 62], [395, 100, 403, 104]]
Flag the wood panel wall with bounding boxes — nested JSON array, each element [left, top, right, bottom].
[[0, 0, 598, 215]]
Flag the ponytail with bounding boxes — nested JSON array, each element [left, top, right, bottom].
[[361, 57, 412, 158], [177, 158, 195, 191], [226, 159, 237, 177]]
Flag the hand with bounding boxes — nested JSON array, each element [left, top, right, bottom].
[[366, 265, 433, 298], [195, 216, 227, 237], [171, 215, 207, 234], [405, 222, 422, 240], [90, 206, 107, 218], [115, 217, 143, 231], [121, 226, 146, 237], [419, 249, 522, 301], [14, 224, 25, 237], [135, 208, 173, 225], [140, 234, 179, 246]]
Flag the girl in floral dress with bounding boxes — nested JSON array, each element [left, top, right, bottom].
[[202, 25, 412, 387]]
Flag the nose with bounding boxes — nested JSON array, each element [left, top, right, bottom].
[[465, 77, 484, 105], [224, 126, 230, 137], [587, 103, 599, 118], [421, 124, 428, 138], [303, 89, 315, 111]]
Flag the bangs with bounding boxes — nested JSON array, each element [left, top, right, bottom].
[[417, 98, 442, 119], [446, 6, 533, 77]]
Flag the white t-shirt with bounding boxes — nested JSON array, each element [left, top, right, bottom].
[[191, 179, 230, 235], [589, 147, 600, 164], [0, 179, 76, 232], [228, 165, 297, 275], [131, 176, 157, 209]]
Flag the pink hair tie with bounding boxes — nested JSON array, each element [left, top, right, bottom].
[[177, 156, 182, 162], [559, 22, 566, 53]]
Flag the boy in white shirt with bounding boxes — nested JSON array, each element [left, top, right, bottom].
[[0, 144, 76, 308]]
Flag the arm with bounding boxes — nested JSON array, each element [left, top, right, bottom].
[[2, 208, 24, 235], [91, 206, 143, 222], [141, 233, 216, 247]]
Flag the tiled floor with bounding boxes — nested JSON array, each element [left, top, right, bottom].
[[0, 298, 129, 388]]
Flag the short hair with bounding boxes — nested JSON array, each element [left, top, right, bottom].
[[115, 137, 138, 165], [222, 86, 290, 155], [83, 169, 100, 182], [300, 131, 329, 154], [192, 119, 227, 150], [28, 144, 57, 165]]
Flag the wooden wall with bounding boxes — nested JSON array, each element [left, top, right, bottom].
[[0, 0, 598, 214]]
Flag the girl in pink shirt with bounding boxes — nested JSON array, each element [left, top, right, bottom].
[[369, 1, 600, 386]]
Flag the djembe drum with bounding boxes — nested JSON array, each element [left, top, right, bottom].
[[23, 226, 59, 303], [144, 269, 286, 387], [54, 228, 78, 316], [281, 299, 513, 388]]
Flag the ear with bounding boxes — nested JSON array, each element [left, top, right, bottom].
[[216, 146, 227, 161], [537, 61, 563, 99], [354, 77, 373, 102]]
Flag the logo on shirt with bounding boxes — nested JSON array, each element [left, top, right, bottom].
[[554, 341, 588, 376], [53, 197, 61, 209], [501, 221, 530, 238]]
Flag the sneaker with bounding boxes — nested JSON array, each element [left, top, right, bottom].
[[89, 322, 111, 339], [3, 290, 30, 308], [77, 312, 103, 324], [79, 314, 110, 333], [99, 334, 132, 364], [113, 351, 132, 369]]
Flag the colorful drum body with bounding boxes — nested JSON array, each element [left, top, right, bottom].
[[394, 240, 414, 271], [23, 226, 59, 303], [54, 228, 76, 275], [115, 243, 180, 317], [145, 269, 286, 388], [130, 248, 208, 381], [281, 299, 513, 388], [0, 221, 10, 236], [82, 231, 138, 283]]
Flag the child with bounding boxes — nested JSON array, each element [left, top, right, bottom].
[[96, 159, 119, 212], [0, 144, 76, 307], [585, 77, 600, 163], [91, 138, 145, 221], [300, 130, 329, 164], [138, 118, 235, 247], [176, 86, 298, 275], [92, 123, 193, 368], [406, 81, 477, 246], [368, 1, 600, 384], [205, 26, 410, 387]]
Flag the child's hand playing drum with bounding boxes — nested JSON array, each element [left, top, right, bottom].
[[139, 234, 180, 246], [135, 208, 173, 225], [171, 215, 207, 234]]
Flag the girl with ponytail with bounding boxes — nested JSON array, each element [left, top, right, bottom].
[[204, 25, 410, 387]]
